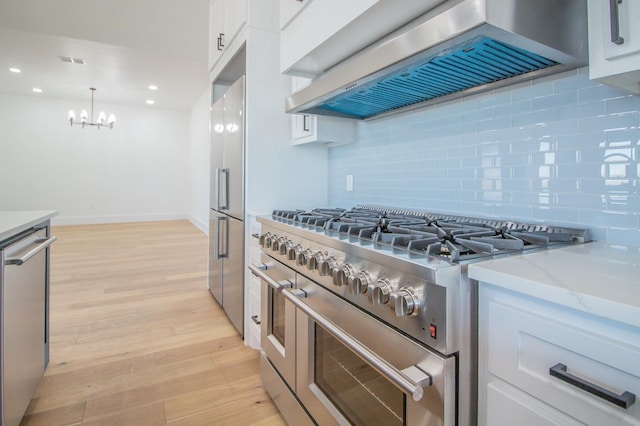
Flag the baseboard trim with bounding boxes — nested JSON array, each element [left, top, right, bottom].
[[51, 214, 188, 226], [187, 214, 208, 235]]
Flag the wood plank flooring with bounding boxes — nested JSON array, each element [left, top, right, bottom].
[[21, 220, 286, 426]]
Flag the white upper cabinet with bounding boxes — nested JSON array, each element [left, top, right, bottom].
[[588, 0, 640, 93], [280, 0, 446, 77], [209, 0, 248, 72], [279, 0, 307, 31], [290, 77, 356, 146]]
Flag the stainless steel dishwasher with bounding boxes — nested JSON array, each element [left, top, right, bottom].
[[1, 227, 56, 426]]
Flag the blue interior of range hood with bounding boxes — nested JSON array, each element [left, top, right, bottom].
[[316, 38, 558, 119]]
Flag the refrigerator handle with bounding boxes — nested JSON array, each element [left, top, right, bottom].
[[214, 168, 221, 211], [213, 216, 221, 259], [219, 216, 229, 258], [219, 168, 230, 211]]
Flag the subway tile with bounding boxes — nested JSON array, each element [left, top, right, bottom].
[[579, 209, 638, 228], [449, 122, 478, 136], [447, 145, 478, 158], [476, 90, 511, 108], [588, 226, 608, 242], [579, 85, 629, 104], [495, 100, 532, 118], [533, 68, 579, 87], [447, 190, 478, 201], [579, 113, 636, 134], [436, 200, 464, 212], [532, 91, 577, 111], [512, 110, 554, 127], [532, 206, 580, 223], [556, 193, 605, 210], [554, 102, 605, 121], [463, 108, 494, 123], [512, 81, 554, 102], [606, 95, 640, 115], [554, 72, 600, 93], [532, 120, 579, 139], [478, 116, 512, 132], [607, 227, 640, 246]]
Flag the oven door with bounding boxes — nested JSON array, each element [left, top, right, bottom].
[[251, 254, 297, 390], [292, 275, 456, 426]]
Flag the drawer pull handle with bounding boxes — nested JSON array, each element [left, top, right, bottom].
[[549, 363, 636, 409]]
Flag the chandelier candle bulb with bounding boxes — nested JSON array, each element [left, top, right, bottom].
[[69, 88, 116, 130]]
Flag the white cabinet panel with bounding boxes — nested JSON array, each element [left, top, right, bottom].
[[290, 77, 356, 145], [208, 0, 249, 72], [479, 284, 640, 426], [588, 0, 640, 93], [280, 0, 445, 76], [280, 0, 307, 30]]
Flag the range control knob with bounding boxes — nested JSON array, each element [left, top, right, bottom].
[[306, 251, 323, 271], [333, 264, 354, 287], [258, 233, 270, 247], [266, 234, 278, 249], [348, 271, 371, 294], [286, 244, 298, 261], [369, 278, 393, 305], [318, 256, 337, 276], [279, 240, 292, 256], [271, 237, 285, 252], [390, 287, 420, 317], [296, 249, 309, 266]]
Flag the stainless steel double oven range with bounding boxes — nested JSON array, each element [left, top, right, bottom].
[[249, 206, 588, 426]]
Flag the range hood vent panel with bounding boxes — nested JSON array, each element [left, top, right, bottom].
[[286, 0, 588, 120], [318, 38, 558, 119]]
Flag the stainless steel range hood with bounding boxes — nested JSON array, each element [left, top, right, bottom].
[[286, 0, 588, 120]]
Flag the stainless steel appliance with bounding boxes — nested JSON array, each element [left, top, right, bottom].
[[286, 0, 588, 120], [250, 206, 589, 425], [1, 227, 56, 426], [209, 75, 245, 336]]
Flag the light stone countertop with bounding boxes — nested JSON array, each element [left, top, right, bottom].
[[0, 210, 58, 242], [468, 241, 640, 328]]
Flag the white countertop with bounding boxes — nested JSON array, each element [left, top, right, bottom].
[[0, 210, 58, 242], [468, 241, 640, 328]]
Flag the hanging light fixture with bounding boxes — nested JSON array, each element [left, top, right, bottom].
[[68, 88, 116, 130]]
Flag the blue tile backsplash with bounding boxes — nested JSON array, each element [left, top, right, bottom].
[[328, 68, 640, 246]]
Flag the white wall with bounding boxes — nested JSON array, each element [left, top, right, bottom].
[[0, 93, 191, 225], [186, 89, 211, 233]]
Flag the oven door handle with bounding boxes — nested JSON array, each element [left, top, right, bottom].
[[280, 286, 432, 402], [248, 263, 292, 291]]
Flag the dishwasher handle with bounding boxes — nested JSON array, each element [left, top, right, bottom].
[[5, 236, 57, 266]]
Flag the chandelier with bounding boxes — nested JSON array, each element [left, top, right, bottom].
[[68, 88, 116, 129]]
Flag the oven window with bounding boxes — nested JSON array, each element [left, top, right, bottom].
[[271, 288, 286, 346], [314, 325, 404, 425]]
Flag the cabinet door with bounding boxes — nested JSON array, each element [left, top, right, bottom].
[[209, 0, 225, 71], [224, 0, 248, 49], [587, 0, 640, 93], [280, 0, 308, 30]]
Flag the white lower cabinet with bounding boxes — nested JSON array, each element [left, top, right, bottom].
[[478, 283, 640, 426]]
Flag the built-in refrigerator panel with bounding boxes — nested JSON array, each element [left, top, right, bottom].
[[221, 214, 244, 334], [208, 210, 223, 304], [221, 77, 245, 221], [208, 75, 246, 337]]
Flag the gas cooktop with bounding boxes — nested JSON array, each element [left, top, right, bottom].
[[271, 206, 589, 263]]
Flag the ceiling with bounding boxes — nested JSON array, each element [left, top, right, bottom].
[[0, 0, 210, 110]]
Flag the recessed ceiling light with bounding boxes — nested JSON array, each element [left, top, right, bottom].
[[9, 68, 21, 73], [146, 100, 155, 105], [32, 88, 43, 93], [148, 85, 158, 90]]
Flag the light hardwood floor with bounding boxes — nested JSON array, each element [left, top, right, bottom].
[[21, 221, 286, 426]]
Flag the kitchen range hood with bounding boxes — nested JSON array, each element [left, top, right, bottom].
[[286, 0, 588, 120]]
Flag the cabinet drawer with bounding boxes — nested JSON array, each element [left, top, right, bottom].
[[486, 380, 583, 426], [486, 292, 640, 425]]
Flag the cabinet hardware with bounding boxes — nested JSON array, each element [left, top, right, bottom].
[[217, 33, 225, 51], [251, 315, 261, 325], [549, 363, 636, 409], [303, 115, 310, 132], [609, 0, 625, 45]]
